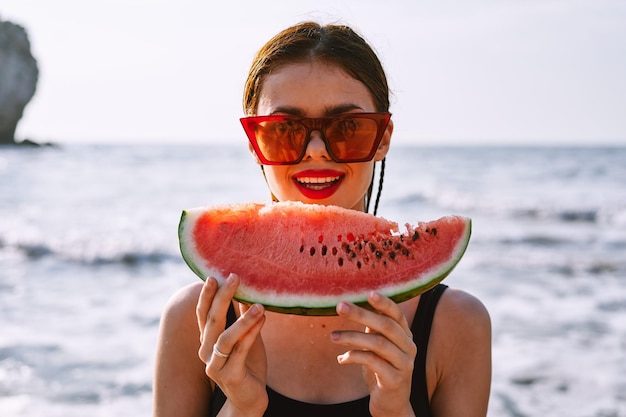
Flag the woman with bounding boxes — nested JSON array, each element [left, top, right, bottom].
[[153, 21, 491, 417]]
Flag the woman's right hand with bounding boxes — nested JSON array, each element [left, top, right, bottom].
[[197, 274, 269, 416]]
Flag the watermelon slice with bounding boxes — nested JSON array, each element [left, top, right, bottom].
[[178, 201, 471, 315]]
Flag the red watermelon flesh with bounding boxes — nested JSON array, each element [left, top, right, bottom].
[[178, 201, 471, 315]]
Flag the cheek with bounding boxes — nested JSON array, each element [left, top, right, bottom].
[[355, 162, 374, 179], [263, 166, 291, 192], [350, 162, 376, 191]]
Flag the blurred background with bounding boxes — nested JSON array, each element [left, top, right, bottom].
[[1, 1, 625, 416]]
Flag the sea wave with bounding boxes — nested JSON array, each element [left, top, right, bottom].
[[512, 206, 626, 225], [499, 235, 574, 247], [0, 236, 181, 267], [0, 342, 151, 405], [388, 182, 625, 227]]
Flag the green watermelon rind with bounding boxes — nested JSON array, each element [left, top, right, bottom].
[[179, 210, 209, 280], [178, 207, 472, 316]]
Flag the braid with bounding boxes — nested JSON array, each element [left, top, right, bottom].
[[365, 158, 386, 216], [372, 158, 385, 216], [365, 165, 375, 213]]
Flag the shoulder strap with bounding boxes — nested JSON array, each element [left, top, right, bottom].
[[226, 301, 237, 327], [410, 283, 448, 416]]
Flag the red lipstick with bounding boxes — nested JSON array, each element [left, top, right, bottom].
[[292, 169, 344, 200]]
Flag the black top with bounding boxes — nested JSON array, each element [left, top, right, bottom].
[[208, 284, 448, 417]]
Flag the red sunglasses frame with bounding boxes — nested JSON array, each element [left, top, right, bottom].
[[240, 113, 391, 165]]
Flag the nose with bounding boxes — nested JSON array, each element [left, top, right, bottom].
[[303, 130, 331, 161]]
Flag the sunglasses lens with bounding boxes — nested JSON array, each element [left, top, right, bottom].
[[325, 117, 380, 161], [254, 119, 307, 163]]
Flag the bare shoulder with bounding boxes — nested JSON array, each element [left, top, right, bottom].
[[164, 281, 204, 316], [431, 287, 491, 358], [156, 281, 204, 358], [154, 281, 210, 417], [428, 287, 492, 416], [437, 287, 491, 330]]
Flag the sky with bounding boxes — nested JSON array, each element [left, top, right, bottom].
[[1, 0, 625, 146]]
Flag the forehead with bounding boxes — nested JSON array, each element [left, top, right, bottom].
[[256, 61, 376, 116]]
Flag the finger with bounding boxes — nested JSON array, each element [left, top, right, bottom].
[[196, 277, 218, 336], [207, 304, 265, 370], [213, 303, 264, 354], [367, 292, 412, 336], [332, 328, 415, 369], [337, 349, 411, 389], [332, 297, 416, 363], [198, 274, 239, 362], [336, 298, 413, 352], [221, 304, 265, 369], [202, 273, 240, 337], [212, 344, 231, 359]]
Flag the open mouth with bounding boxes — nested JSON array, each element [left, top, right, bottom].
[[295, 176, 342, 190], [292, 170, 344, 199]]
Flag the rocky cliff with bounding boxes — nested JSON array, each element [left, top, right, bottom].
[[0, 17, 39, 144]]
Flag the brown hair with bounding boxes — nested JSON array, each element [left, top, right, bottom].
[[243, 21, 390, 115]]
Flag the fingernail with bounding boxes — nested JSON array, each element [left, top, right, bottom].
[[226, 274, 237, 286], [370, 291, 381, 302], [250, 304, 263, 316], [330, 331, 340, 341], [337, 302, 350, 314]]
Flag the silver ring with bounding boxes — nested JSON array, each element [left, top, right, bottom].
[[213, 345, 230, 359]]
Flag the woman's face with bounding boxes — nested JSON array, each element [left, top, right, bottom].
[[254, 60, 392, 212]]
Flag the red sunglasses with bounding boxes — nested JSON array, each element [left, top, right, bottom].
[[240, 113, 391, 165]]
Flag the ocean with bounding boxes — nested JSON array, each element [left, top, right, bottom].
[[1, 144, 625, 416]]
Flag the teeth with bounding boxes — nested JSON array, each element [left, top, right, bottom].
[[297, 176, 340, 184]]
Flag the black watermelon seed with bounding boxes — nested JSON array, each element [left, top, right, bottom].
[[332, 247, 338, 256], [357, 261, 362, 269], [395, 243, 402, 250], [300, 245, 305, 253], [369, 242, 376, 252], [432, 228, 437, 236], [338, 258, 344, 266], [321, 245, 328, 256], [310, 247, 316, 256], [412, 231, 419, 241], [375, 251, 383, 258], [389, 251, 396, 260], [402, 249, 410, 256]]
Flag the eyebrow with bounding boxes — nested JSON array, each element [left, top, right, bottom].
[[270, 104, 365, 117]]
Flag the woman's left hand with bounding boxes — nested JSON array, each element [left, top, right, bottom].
[[331, 292, 417, 417]]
